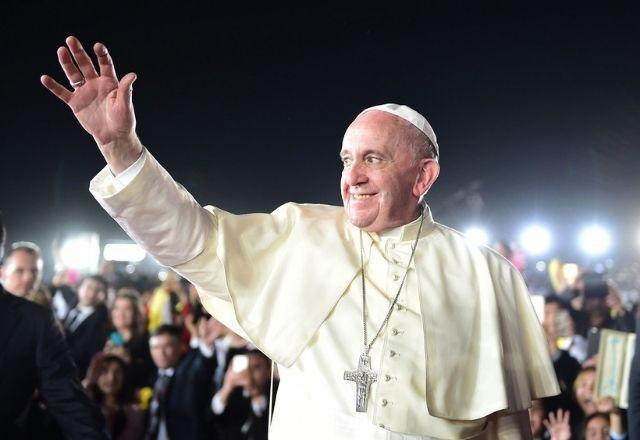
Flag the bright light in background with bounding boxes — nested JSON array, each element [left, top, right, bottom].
[[103, 243, 146, 262], [519, 225, 552, 256], [465, 227, 489, 246], [579, 225, 612, 256], [59, 233, 100, 273]]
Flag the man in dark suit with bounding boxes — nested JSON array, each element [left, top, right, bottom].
[[211, 350, 275, 440], [64, 275, 110, 378], [0, 214, 106, 438], [146, 324, 215, 440]]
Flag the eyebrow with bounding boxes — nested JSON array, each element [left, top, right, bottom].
[[339, 149, 384, 158]]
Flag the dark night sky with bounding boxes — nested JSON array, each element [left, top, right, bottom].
[[2, 2, 640, 269]]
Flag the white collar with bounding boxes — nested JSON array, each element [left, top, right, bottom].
[[158, 367, 175, 377]]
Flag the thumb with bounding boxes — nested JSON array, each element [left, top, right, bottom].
[[118, 72, 138, 103]]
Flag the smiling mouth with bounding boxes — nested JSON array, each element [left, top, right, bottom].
[[351, 193, 376, 200]]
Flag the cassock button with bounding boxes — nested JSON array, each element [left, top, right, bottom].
[[395, 304, 403, 311], [391, 328, 399, 336], [392, 258, 399, 264], [393, 274, 400, 281], [384, 374, 392, 382], [381, 399, 389, 406], [389, 350, 397, 357], [379, 424, 386, 429]]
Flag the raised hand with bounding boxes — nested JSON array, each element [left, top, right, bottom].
[[543, 408, 571, 440], [41, 36, 142, 174]]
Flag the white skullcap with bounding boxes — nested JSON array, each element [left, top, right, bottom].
[[357, 103, 439, 158]]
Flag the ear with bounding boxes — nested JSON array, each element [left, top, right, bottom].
[[413, 158, 440, 197]]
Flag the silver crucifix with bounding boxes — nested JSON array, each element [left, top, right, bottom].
[[344, 351, 378, 412]]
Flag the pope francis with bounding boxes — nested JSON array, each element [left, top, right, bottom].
[[42, 36, 559, 439]]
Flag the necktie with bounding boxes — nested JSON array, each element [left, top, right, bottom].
[[147, 373, 171, 439]]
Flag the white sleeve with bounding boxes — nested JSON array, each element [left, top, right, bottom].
[[113, 149, 147, 190]]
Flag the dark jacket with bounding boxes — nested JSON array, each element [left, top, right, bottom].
[[146, 348, 215, 440], [65, 303, 109, 379], [0, 286, 106, 439]]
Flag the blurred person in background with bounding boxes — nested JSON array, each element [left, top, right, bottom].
[[104, 288, 154, 389], [528, 399, 548, 439], [147, 271, 182, 334], [65, 274, 110, 378], [85, 353, 144, 439], [211, 350, 275, 440], [51, 267, 80, 321], [145, 323, 217, 440], [582, 412, 614, 440], [572, 367, 626, 439], [542, 295, 583, 421], [0, 213, 107, 438]]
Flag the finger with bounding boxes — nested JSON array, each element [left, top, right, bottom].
[[57, 46, 85, 86], [118, 72, 138, 104], [40, 75, 72, 104], [94, 42, 117, 79], [548, 411, 557, 424], [65, 36, 98, 79], [543, 420, 551, 430], [563, 410, 570, 423]]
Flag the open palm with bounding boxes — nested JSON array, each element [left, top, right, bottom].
[[41, 36, 140, 171]]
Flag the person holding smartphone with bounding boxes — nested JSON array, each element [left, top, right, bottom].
[[211, 351, 274, 440]]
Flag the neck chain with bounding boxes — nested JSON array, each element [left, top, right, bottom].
[[344, 209, 425, 412]]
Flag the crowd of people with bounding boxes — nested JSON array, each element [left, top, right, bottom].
[[1, 238, 275, 440], [3, 229, 639, 439], [494, 241, 637, 440]]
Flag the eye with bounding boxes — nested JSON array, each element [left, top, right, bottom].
[[341, 156, 352, 167], [365, 155, 381, 165]]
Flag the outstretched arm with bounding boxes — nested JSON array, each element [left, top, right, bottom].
[[41, 36, 142, 174]]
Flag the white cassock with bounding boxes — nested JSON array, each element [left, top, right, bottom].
[[90, 149, 559, 439]]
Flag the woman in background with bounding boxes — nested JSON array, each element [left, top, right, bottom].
[[85, 353, 144, 440]]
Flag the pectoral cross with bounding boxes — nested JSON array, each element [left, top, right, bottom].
[[344, 352, 378, 412]]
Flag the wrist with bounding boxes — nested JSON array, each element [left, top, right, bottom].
[[99, 134, 143, 174]]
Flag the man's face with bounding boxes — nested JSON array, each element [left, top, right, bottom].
[[340, 111, 438, 232], [150, 333, 182, 369], [0, 250, 42, 297], [78, 278, 105, 307]]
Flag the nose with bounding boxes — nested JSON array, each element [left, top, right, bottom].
[[343, 161, 368, 187]]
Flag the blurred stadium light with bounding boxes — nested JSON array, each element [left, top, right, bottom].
[[59, 233, 100, 273], [578, 225, 612, 256], [519, 225, 552, 256]]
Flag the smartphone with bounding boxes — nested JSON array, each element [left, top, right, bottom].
[[110, 331, 124, 347], [231, 354, 249, 373]]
